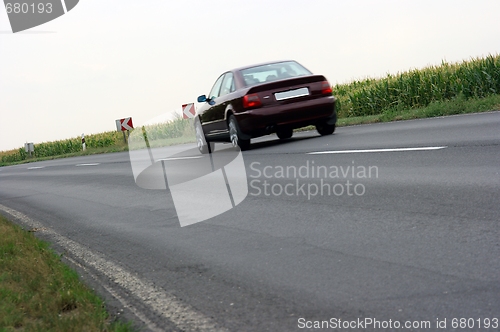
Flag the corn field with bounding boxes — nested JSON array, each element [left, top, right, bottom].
[[1, 118, 195, 164], [128, 117, 195, 150], [333, 54, 500, 117], [138, 117, 194, 141], [0, 131, 125, 164]]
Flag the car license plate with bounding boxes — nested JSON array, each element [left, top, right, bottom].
[[274, 87, 309, 101]]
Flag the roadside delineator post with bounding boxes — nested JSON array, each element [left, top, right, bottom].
[[24, 142, 34, 158], [81, 133, 86, 151]]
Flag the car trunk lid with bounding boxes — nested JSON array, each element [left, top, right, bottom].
[[245, 75, 332, 108]]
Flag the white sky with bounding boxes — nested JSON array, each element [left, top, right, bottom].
[[1, 0, 499, 152]]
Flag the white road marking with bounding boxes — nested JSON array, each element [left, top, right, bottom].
[[0, 204, 225, 332], [159, 156, 203, 161], [307, 146, 447, 155], [75, 163, 101, 166], [27, 166, 45, 170]]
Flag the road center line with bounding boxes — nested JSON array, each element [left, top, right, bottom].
[[0, 204, 225, 332], [27, 166, 45, 170], [159, 156, 203, 161], [75, 163, 101, 166], [307, 146, 447, 155]]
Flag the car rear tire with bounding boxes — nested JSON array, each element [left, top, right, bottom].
[[316, 123, 336, 136], [276, 128, 293, 139], [228, 116, 250, 151], [195, 120, 214, 154]]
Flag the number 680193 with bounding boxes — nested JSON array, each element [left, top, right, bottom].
[[5, 3, 53, 14]]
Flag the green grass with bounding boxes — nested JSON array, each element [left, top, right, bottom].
[[0, 215, 135, 332], [0, 118, 194, 166], [0, 131, 129, 165], [294, 93, 500, 132], [344, 92, 500, 124]]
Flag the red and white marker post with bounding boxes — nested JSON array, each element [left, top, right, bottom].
[[115, 117, 134, 143], [182, 103, 195, 119]]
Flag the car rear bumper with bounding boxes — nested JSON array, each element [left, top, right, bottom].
[[235, 96, 336, 137]]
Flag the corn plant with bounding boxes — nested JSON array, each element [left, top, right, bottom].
[[333, 54, 500, 117]]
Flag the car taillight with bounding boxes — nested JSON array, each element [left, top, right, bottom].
[[243, 93, 262, 109], [321, 81, 333, 95]]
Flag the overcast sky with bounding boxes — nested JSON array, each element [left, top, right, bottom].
[[1, 0, 499, 152]]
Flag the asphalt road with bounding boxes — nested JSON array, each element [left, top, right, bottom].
[[1, 112, 499, 331]]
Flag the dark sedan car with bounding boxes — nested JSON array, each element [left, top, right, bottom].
[[195, 60, 336, 153]]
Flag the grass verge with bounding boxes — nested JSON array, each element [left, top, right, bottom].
[[0, 214, 134, 332], [2, 145, 129, 166], [298, 93, 500, 131]]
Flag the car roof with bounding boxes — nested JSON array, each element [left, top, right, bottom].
[[231, 60, 297, 73]]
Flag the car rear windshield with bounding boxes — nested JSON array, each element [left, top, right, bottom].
[[240, 61, 312, 87]]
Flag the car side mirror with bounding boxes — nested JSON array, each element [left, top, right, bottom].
[[197, 95, 207, 103]]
